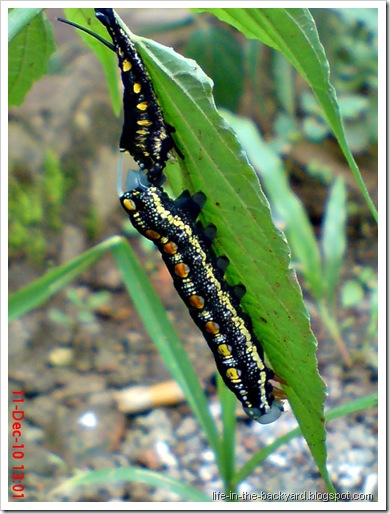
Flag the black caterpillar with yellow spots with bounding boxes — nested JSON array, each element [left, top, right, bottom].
[[59, 10, 283, 424], [58, 9, 176, 186], [120, 170, 283, 424], [95, 8, 175, 185]]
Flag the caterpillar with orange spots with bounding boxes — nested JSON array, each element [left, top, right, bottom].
[[120, 170, 283, 424]]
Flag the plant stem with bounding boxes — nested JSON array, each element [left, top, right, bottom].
[[318, 300, 352, 367]]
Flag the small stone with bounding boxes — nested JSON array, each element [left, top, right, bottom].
[[48, 347, 74, 367]]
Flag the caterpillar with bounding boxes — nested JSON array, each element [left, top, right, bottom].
[[120, 170, 283, 424], [58, 9, 177, 186], [59, 11, 283, 423]]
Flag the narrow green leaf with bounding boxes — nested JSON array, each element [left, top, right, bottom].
[[194, 8, 377, 221], [62, 8, 121, 116], [321, 177, 347, 304], [245, 40, 266, 112], [272, 50, 296, 116], [110, 242, 223, 462], [233, 392, 377, 489], [217, 376, 237, 488], [50, 467, 211, 502], [8, 9, 56, 106], [326, 392, 377, 420], [8, 236, 121, 321]]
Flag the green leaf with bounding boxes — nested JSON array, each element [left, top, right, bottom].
[[217, 375, 237, 488], [321, 177, 347, 304], [193, 8, 377, 222], [8, 9, 56, 106], [272, 50, 296, 116], [338, 94, 369, 120], [184, 25, 244, 111], [62, 8, 121, 116], [113, 18, 328, 487], [49, 467, 211, 501], [223, 110, 324, 298], [302, 116, 329, 142], [341, 280, 364, 308], [8, 237, 118, 321], [8, 7, 44, 43]]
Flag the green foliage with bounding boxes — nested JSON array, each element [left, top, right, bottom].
[[321, 177, 347, 306], [341, 266, 378, 354], [341, 280, 365, 308], [303, 8, 378, 153], [49, 288, 111, 328], [8, 176, 46, 261], [184, 24, 244, 111], [84, 206, 100, 241], [223, 111, 324, 297], [272, 50, 296, 117], [313, 8, 378, 93], [8, 7, 44, 42], [63, 8, 121, 116], [9, 9, 56, 106], [50, 466, 211, 501], [43, 150, 66, 231], [224, 110, 354, 365], [193, 7, 376, 222], [9, 150, 66, 262]]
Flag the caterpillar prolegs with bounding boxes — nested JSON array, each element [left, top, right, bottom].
[[120, 170, 283, 424]]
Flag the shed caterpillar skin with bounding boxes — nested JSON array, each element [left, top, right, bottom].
[[120, 170, 283, 424]]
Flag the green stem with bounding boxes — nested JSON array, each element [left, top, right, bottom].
[[318, 300, 352, 367]]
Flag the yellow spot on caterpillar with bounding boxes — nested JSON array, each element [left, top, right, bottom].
[[145, 229, 161, 240], [217, 344, 232, 357], [122, 59, 132, 72], [137, 102, 148, 111], [174, 263, 190, 278], [133, 82, 142, 94], [163, 241, 178, 255], [137, 120, 152, 127], [136, 129, 148, 135], [226, 368, 241, 381], [205, 321, 220, 335], [123, 198, 136, 212]]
